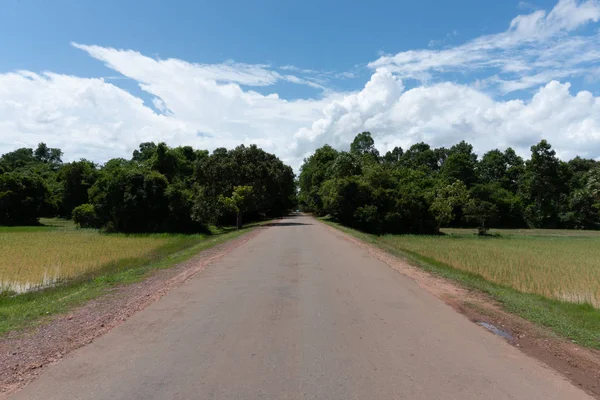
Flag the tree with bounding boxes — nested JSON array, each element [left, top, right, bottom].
[[219, 186, 253, 229], [0, 172, 49, 225], [441, 153, 478, 186], [34, 142, 63, 168], [464, 199, 499, 235], [195, 144, 296, 224], [0, 148, 36, 171], [150, 142, 187, 182], [588, 166, 600, 201], [383, 146, 403, 164], [132, 142, 158, 163], [440, 141, 478, 186], [298, 145, 339, 214], [429, 180, 468, 233], [469, 183, 525, 228], [400, 142, 439, 172], [89, 168, 171, 233], [350, 131, 380, 161], [520, 140, 565, 228], [59, 160, 98, 217], [1, 142, 294, 232], [328, 152, 362, 179]]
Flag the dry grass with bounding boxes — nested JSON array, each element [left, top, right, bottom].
[[0, 229, 175, 293], [381, 231, 600, 307]]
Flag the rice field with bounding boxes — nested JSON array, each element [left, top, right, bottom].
[[0, 222, 192, 293], [381, 229, 600, 307]]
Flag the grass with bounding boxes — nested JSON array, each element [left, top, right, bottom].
[[0, 230, 188, 293], [0, 219, 259, 335], [321, 219, 600, 349], [381, 233, 600, 307], [442, 227, 600, 237]]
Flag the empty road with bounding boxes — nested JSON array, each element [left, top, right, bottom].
[[11, 215, 591, 399]]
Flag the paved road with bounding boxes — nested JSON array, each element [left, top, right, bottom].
[[12, 215, 591, 399]]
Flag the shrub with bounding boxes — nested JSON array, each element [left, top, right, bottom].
[[72, 204, 101, 229]]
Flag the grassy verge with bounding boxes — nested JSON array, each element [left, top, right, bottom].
[[320, 219, 600, 349], [0, 224, 258, 336]]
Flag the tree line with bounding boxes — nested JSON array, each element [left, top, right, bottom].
[[0, 142, 296, 232], [299, 132, 600, 235]]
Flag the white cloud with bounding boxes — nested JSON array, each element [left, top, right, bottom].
[[295, 69, 600, 161], [0, 71, 186, 162], [0, 53, 342, 167], [1, 0, 600, 171], [72, 43, 320, 89], [370, 0, 600, 93]]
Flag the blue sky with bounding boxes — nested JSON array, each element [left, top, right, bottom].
[[1, 0, 600, 167]]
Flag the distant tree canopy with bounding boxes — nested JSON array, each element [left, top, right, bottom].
[[0, 142, 296, 231], [299, 132, 600, 234]]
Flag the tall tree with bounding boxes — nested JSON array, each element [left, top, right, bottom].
[[520, 140, 565, 228], [350, 131, 380, 161], [34, 142, 63, 168]]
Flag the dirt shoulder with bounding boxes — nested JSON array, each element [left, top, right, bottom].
[[322, 222, 600, 400], [0, 227, 266, 398]]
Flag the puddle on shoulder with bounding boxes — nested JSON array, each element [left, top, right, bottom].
[[477, 322, 514, 342]]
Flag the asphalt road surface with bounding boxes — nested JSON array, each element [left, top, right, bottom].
[[11, 215, 592, 399]]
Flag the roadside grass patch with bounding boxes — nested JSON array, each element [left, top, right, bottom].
[[321, 219, 600, 349]]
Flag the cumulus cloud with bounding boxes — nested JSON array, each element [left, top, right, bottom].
[[0, 71, 186, 162], [0, 49, 342, 167], [1, 0, 600, 170], [297, 69, 600, 161]]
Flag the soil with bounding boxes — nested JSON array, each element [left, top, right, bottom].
[[0, 227, 266, 398], [324, 223, 600, 399]]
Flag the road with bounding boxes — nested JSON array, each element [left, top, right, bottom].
[[11, 215, 591, 399]]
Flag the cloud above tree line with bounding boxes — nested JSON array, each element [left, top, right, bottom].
[[1, 0, 600, 169]]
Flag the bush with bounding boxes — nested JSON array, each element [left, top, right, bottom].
[[72, 204, 101, 229]]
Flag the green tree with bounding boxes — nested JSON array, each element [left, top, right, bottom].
[[298, 145, 339, 214], [350, 131, 380, 161], [0, 148, 36, 171], [150, 142, 187, 182], [34, 142, 63, 169], [59, 160, 98, 217], [383, 146, 403, 165], [588, 166, 600, 200], [464, 199, 499, 235], [520, 140, 565, 228], [400, 142, 439, 172], [430, 180, 468, 233], [90, 168, 171, 233], [328, 152, 362, 179], [469, 183, 525, 228], [0, 172, 49, 225], [440, 141, 478, 186], [132, 142, 158, 163], [219, 185, 253, 229]]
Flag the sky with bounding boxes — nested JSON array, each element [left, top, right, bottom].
[[1, 0, 600, 169]]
